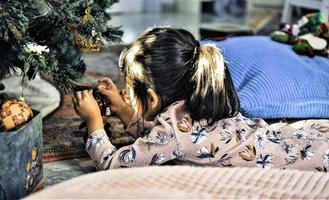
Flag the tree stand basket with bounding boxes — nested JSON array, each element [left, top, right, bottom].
[[0, 110, 43, 200]]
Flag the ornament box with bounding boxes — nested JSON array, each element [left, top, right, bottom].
[[0, 110, 43, 200]]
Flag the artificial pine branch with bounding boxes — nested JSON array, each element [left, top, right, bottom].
[[0, 0, 122, 93]]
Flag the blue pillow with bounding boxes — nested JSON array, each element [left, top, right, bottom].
[[211, 36, 329, 119]]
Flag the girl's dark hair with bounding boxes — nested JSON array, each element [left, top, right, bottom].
[[119, 26, 240, 123]]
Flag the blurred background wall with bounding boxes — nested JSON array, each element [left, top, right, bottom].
[[105, 0, 325, 43]]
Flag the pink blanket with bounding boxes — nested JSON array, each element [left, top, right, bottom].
[[28, 166, 329, 199]]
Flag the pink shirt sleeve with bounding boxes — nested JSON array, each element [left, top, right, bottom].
[[85, 115, 178, 170]]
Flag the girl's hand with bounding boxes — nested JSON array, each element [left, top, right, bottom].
[[73, 90, 103, 133], [98, 77, 134, 126], [98, 77, 127, 114]]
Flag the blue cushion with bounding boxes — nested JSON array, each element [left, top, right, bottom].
[[209, 36, 329, 119]]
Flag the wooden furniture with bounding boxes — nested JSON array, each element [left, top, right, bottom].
[[247, 0, 284, 11], [199, 23, 253, 40]]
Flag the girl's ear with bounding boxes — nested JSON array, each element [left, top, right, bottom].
[[147, 88, 160, 112]]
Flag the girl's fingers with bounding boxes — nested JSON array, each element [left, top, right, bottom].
[[82, 90, 89, 99], [98, 77, 110, 85], [89, 91, 96, 101], [98, 77, 115, 89], [98, 85, 111, 96], [98, 84, 106, 90], [98, 77, 111, 83], [72, 97, 79, 112], [72, 96, 77, 105], [88, 90, 93, 95], [98, 85, 110, 93], [74, 91, 82, 100]]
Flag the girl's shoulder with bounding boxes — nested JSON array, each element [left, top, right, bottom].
[[156, 101, 190, 127], [167, 100, 185, 110], [159, 101, 268, 131], [160, 100, 186, 117], [160, 101, 250, 122], [223, 113, 268, 128]]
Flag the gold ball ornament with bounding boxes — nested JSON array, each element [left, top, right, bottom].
[[0, 99, 33, 131]]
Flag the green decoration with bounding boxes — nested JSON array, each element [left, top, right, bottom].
[[298, 28, 309, 36], [271, 12, 329, 57], [271, 31, 291, 43], [308, 12, 324, 27], [0, 0, 123, 93], [293, 40, 313, 55]]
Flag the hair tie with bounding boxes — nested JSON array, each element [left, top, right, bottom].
[[193, 46, 198, 57], [191, 45, 200, 65]]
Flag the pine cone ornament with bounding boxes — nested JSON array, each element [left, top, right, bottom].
[[0, 99, 33, 131]]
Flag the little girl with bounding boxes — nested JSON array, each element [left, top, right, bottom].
[[74, 27, 329, 171]]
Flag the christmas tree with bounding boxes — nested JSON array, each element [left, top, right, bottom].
[[0, 0, 122, 94]]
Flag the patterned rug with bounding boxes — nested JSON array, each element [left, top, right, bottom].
[[43, 50, 135, 163]]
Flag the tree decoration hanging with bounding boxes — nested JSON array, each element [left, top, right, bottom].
[[0, 99, 34, 131], [0, 0, 123, 94]]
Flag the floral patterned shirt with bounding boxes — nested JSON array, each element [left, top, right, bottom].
[[86, 101, 329, 171]]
